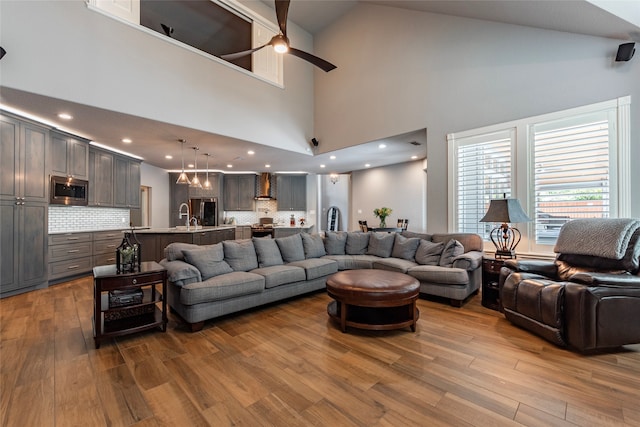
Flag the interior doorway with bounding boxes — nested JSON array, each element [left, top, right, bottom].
[[130, 186, 152, 227]]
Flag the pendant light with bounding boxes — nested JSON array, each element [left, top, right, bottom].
[[176, 139, 191, 185], [190, 147, 202, 188], [203, 153, 212, 190]]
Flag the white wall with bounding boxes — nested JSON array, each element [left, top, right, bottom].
[[0, 0, 315, 154], [314, 3, 640, 232], [140, 163, 170, 228], [351, 161, 426, 232]]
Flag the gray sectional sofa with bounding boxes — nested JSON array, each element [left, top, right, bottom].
[[160, 230, 483, 331]]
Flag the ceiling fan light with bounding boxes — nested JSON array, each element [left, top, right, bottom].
[[273, 42, 288, 54]]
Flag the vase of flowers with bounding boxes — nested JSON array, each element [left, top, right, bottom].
[[373, 207, 392, 228]]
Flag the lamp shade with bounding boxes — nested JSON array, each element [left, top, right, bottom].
[[480, 198, 531, 223]]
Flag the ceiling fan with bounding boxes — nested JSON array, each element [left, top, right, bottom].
[[220, 0, 337, 72]]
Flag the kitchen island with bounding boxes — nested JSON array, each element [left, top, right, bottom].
[[134, 226, 236, 262]]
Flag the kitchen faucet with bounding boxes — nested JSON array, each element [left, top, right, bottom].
[[178, 203, 190, 229]]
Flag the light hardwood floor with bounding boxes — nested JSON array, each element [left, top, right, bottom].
[[1, 276, 640, 426]]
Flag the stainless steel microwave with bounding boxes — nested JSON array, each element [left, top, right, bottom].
[[50, 176, 89, 206]]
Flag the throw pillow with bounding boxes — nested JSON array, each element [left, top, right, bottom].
[[324, 231, 347, 255], [252, 237, 284, 267], [275, 233, 306, 263], [164, 242, 200, 261], [391, 234, 421, 260], [346, 232, 370, 255], [439, 239, 465, 267], [301, 233, 327, 259], [415, 240, 444, 265], [222, 239, 259, 271], [182, 244, 233, 280], [366, 232, 395, 257]]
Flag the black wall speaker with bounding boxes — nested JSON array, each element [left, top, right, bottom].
[[0, 47, 6, 60], [311, 138, 319, 147], [615, 42, 635, 62]]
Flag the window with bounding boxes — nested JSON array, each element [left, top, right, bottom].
[[448, 97, 630, 255]]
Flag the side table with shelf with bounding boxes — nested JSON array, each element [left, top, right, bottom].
[[93, 261, 167, 348], [482, 258, 504, 311]]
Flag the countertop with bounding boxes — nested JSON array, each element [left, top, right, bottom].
[[134, 225, 236, 234]]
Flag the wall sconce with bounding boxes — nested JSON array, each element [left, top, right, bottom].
[[330, 174, 339, 184], [479, 197, 531, 259]]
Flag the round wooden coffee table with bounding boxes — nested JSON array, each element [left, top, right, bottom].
[[326, 270, 420, 333]]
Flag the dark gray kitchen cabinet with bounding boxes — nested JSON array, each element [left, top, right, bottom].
[[276, 175, 306, 211], [114, 155, 141, 208], [223, 174, 255, 211], [50, 130, 89, 180], [89, 147, 115, 207], [1, 113, 49, 296]]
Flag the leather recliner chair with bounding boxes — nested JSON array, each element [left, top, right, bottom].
[[499, 218, 640, 352]]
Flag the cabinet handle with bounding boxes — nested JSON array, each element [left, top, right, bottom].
[[67, 265, 80, 270], [106, 244, 116, 248], [66, 237, 79, 241], [67, 250, 80, 253], [132, 279, 137, 285]]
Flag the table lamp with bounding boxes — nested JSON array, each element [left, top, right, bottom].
[[479, 197, 531, 259]]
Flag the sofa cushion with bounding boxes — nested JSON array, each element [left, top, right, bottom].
[[164, 242, 200, 261], [439, 239, 465, 267], [275, 233, 306, 263], [432, 233, 483, 253], [251, 265, 306, 289], [288, 258, 338, 280], [301, 233, 327, 258], [223, 239, 259, 271], [408, 265, 470, 285], [324, 231, 347, 255], [346, 232, 370, 255], [366, 232, 395, 257], [392, 234, 421, 260], [415, 240, 444, 265], [179, 271, 265, 305], [322, 254, 379, 270], [402, 231, 432, 241], [252, 237, 284, 267], [373, 258, 419, 273], [183, 244, 233, 280]]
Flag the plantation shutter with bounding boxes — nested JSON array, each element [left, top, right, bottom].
[[455, 130, 513, 238], [532, 112, 611, 244]]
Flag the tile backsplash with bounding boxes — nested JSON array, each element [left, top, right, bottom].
[[224, 200, 306, 225], [49, 206, 131, 233]]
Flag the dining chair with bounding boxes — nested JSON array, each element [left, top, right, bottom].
[[358, 220, 369, 232], [397, 219, 409, 230]]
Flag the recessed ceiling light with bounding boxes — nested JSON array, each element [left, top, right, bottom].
[[58, 113, 73, 120], [165, 155, 173, 159], [320, 164, 326, 168], [265, 164, 271, 168], [365, 163, 371, 168], [378, 143, 386, 149], [411, 155, 418, 159], [227, 164, 233, 168], [330, 155, 336, 160], [188, 163, 194, 168], [122, 138, 132, 144], [247, 150, 255, 155]]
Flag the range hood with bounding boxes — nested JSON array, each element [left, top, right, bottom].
[[255, 172, 276, 200]]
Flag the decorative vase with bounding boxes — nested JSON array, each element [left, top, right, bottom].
[[379, 218, 387, 228]]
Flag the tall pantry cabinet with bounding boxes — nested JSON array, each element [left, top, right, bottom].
[[0, 113, 49, 296]]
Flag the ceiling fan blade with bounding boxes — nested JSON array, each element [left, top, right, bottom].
[[288, 47, 337, 72], [220, 43, 269, 60], [275, 0, 290, 37]]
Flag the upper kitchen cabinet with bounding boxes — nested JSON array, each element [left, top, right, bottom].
[[50, 130, 89, 180], [114, 155, 141, 208], [1, 113, 49, 203], [276, 175, 306, 211], [88, 147, 114, 207], [223, 174, 256, 211]]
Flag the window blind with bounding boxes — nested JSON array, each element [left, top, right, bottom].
[[456, 134, 512, 238], [533, 117, 610, 243]]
